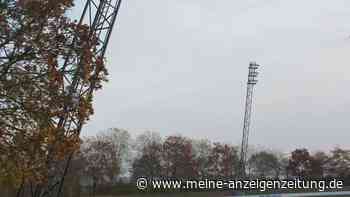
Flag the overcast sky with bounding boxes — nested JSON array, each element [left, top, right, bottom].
[[77, 0, 350, 151]]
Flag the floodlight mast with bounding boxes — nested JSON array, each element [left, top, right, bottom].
[[57, 0, 123, 133], [239, 62, 260, 178], [48, 1, 123, 197]]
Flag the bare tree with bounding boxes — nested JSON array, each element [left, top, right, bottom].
[[80, 136, 120, 197], [101, 128, 131, 179], [132, 141, 163, 179], [287, 149, 323, 179], [192, 139, 212, 178], [325, 148, 350, 180], [162, 136, 197, 178], [208, 143, 239, 178], [132, 131, 163, 180], [248, 151, 280, 179]]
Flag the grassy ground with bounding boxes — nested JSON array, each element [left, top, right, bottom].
[[121, 193, 226, 197], [85, 191, 350, 197], [90, 193, 350, 197], [83, 185, 350, 197], [88, 192, 230, 197]]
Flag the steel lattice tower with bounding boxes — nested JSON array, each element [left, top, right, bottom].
[[80, 0, 122, 57], [46, 1, 123, 197], [239, 62, 260, 178], [57, 0, 123, 135]]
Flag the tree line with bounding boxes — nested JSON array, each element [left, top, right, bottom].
[[58, 128, 350, 195], [2, 127, 349, 196]]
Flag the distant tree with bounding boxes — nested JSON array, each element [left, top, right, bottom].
[[162, 136, 197, 178], [183, 140, 198, 177], [222, 144, 239, 178], [310, 151, 329, 178], [80, 136, 120, 197], [132, 131, 163, 179], [277, 155, 290, 179], [101, 128, 131, 178], [192, 139, 212, 178], [208, 143, 239, 178], [287, 149, 311, 178], [313, 151, 329, 163], [325, 148, 350, 180], [287, 149, 323, 179], [207, 143, 223, 177], [132, 140, 163, 179], [248, 151, 280, 178], [134, 131, 162, 155]]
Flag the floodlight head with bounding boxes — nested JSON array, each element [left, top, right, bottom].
[[248, 62, 260, 85], [249, 62, 259, 69]]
